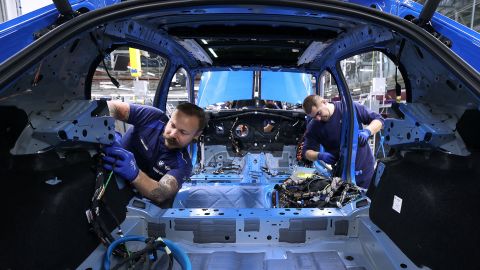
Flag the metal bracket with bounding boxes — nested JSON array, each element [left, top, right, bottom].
[[383, 103, 456, 149], [11, 100, 115, 155]]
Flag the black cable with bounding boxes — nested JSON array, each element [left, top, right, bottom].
[[88, 156, 130, 258], [88, 32, 120, 88], [102, 57, 120, 88], [395, 39, 406, 100], [110, 238, 174, 270]]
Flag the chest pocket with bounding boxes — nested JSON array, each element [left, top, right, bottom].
[[154, 153, 178, 176]]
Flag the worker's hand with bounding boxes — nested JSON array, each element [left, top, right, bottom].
[[358, 129, 372, 146], [110, 131, 123, 147], [317, 152, 336, 164], [102, 146, 139, 182]]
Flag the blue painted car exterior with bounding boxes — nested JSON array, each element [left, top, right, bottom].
[[0, 1, 479, 269], [0, 0, 120, 63], [1, 0, 478, 71], [348, 0, 480, 71]]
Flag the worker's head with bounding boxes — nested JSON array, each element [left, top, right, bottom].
[[264, 100, 277, 109], [163, 103, 207, 149], [302, 95, 332, 122]]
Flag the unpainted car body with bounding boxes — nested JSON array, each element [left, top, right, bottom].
[[0, 1, 479, 269]]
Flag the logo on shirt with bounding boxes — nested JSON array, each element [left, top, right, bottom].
[[152, 166, 165, 177], [156, 160, 170, 171], [158, 160, 164, 167], [130, 160, 137, 171]]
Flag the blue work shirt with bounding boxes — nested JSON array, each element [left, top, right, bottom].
[[121, 104, 192, 187], [303, 101, 384, 188]]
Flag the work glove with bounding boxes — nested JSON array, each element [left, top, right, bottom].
[[102, 146, 139, 182], [110, 131, 123, 147], [317, 152, 336, 164], [358, 129, 372, 146]]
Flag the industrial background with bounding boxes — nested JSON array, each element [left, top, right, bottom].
[[1, 0, 479, 116]]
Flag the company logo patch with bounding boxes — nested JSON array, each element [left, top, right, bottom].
[[130, 160, 137, 171], [153, 166, 165, 176]]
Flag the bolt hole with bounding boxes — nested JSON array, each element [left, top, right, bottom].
[[58, 130, 67, 140]]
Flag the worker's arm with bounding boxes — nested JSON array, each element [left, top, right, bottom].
[[305, 149, 319, 162], [354, 102, 384, 135], [303, 124, 335, 164], [132, 172, 179, 204], [263, 123, 274, 133], [107, 100, 130, 121], [365, 119, 383, 135], [102, 146, 179, 204], [305, 149, 336, 164]]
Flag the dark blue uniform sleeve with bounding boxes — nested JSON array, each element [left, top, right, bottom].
[[166, 150, 192, 186], [127, 104, 168, 127], [302, 121, 321, 157], [354, 102, 384, 126]]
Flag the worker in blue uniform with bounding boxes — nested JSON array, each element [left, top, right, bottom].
[[302, 95, 384, 188], [102, 101, 206, 205]]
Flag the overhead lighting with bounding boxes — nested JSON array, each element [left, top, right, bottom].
[[201, 39, 208, 45], [359, 68, 373, 72], [208, 48, 218, 58], [292, 49, 300, 53], [352, 88, 361, 92], [344, 60, 356, 63], [146, 72, 156, 76]]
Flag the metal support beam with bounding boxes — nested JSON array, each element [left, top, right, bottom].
[[472, 0, 477, 29]]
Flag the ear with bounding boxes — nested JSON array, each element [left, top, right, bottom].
[[193, 130, 203, 140]]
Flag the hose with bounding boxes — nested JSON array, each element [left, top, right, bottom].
[[103, 236, 191, 270], [163, 239, 192, 270], [104, 235, 146, 270]]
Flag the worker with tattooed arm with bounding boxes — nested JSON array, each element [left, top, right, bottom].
[[103, 101, 206, 206]]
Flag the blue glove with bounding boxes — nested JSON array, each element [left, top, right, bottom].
[[110, 131, 123, 147], [317, 152, 336, 164], [102, 146, 139, 182], [358, 129, 372, 146]]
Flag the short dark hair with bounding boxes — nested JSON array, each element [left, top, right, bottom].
[[176, 102, 208, 131], [302, 95, 321, 114]]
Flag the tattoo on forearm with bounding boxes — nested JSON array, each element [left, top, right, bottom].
[[150, 174, 178, 203]]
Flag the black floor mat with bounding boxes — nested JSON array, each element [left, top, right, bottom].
[[370, 150, 480, 270], [0, 157, 133, 269]]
